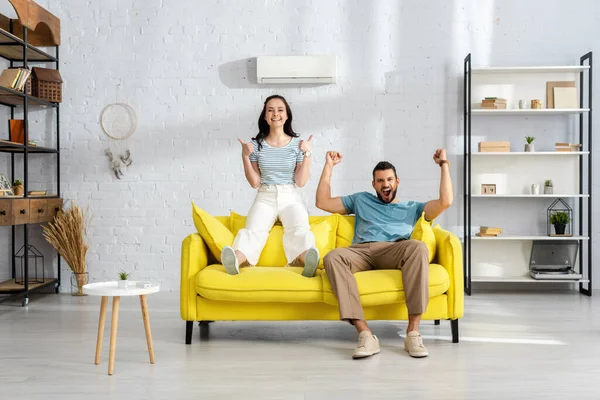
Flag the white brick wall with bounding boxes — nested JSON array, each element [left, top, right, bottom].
[[0, 0, 597, 292]]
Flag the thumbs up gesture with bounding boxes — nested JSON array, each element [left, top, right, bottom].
[[238, 139, 254, 158], [299, 135, 313, 153]]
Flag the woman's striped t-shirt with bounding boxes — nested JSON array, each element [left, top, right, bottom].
[[249, 136, 305, 185]]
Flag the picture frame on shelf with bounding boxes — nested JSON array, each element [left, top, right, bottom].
[[481, 184, 496, 195], [0, 174, 14, 196]]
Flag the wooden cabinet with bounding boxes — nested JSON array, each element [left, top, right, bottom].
[[0, 200, 10, 225], [0, 198, 62, 226]]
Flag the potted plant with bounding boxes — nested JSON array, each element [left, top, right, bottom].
[[118, 270, 130, 289], [12, 179, 23, 196], [544, 179, 553, 194], [42, 204, 92, 295], [524, 136, 535, 152], [550, 211, 570, 235]]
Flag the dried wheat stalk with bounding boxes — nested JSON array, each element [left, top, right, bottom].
[[42, 204, 92, 274]]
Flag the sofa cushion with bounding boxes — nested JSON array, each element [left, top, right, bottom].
[[410, 212, 436, 262], [229, 212, 338, 267], [336, 215, 355, 248], [196, 265, 324, 303], [321, 264, 450, 307], [191, 203, 233, 263]]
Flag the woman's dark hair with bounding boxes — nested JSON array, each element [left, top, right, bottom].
[[253, 94, 299, 150]]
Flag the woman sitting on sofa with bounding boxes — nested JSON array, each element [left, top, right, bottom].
[[220, 94, 320, 277]]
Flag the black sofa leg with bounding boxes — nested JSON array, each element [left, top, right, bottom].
[[451, 319, 459, 343], [434, 319, 440, 325], [186, 321, 193, 345], [199, 321, 210, 340]]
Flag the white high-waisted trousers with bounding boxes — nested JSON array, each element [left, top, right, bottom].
[[233, 184, 315, 265]]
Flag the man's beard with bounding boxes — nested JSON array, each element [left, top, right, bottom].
[[376, 187, 397, 203]]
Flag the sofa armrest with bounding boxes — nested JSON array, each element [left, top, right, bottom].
[[433, 226, 464, 319], [180, 233, 209, 321]]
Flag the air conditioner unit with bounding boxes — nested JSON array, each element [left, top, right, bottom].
[[256, 55, 337, 84]]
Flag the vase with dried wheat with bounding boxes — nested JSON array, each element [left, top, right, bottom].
[[42, 204, 92, 296]]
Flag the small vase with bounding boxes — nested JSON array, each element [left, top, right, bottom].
[[531, 184, 539, 195], [554, 224, 566, 235], [118, 280, 128, 290], [524, 143, 534, 152], [70, 272, 88, 296], [544, 186, 553, 194], [12, 185, 23, 196]]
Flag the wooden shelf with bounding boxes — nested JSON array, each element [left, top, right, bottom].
[[472, 65, 590, 74], [472, 108, 590, 116], [0, 278, 56, 292], [0, 28, 56, 62], [0, 85, 57, 108], [0, 140, 57, 153], [472, 276, 589, 283]]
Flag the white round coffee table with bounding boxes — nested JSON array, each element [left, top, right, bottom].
[[83, 281, 160, 375]]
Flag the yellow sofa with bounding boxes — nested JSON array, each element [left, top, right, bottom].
[[181, 207, 464, 344]]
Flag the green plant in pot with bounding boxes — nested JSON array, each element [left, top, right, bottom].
[[12, 179, 23, 196], [544, 179, 553, 194], [525, 136, 535, 152], [118, 270, 130, 289], [550, 211, 570, 235]]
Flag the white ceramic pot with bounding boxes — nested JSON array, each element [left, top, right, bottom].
[[524, 143, 534, 152], [118, 280, 128, 290], [531, 184, 539, 195]]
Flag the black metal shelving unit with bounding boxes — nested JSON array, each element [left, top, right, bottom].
[[0, 23, 61, 306], [462, 52, 592, 296]]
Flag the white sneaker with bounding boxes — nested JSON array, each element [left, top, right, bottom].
[[404, 331, 429, 358], [221, 246, 239, 275], [352, 331, 380, 359], [302, 247, 320, 277]]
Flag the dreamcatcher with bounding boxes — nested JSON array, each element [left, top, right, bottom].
[[101, 102, 137, 179]]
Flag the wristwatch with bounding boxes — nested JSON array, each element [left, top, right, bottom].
[[439, 160, 450, 167], [303, 151, 312, 157]]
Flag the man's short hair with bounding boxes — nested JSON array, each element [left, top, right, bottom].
[[372, 161, 397, 179]]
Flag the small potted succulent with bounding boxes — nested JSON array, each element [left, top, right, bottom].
[[12, 179, 23, 196], [118, 270, 130, 289], [550, 211, 570, 235], [544, 179, 553, 194], [524, 136, 535, 152]]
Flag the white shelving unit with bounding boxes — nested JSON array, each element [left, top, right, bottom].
[[472, 151, 589, 156], [472, 108, 589, 115], [471, 66, 590, 74], [472, 235, 589, 241], [472, 276, 590, 283], [463, 53, 593, 295], [472, 194, 588, 198]]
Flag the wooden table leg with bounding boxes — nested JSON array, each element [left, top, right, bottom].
[[108, 296, 120, 375], [94, 296, 108, 365], [139, 295, 155, 364]]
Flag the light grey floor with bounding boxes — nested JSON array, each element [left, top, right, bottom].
[[1, 289, 599, 400]]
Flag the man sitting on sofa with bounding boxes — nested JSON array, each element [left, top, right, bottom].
[[315, 149, 453, 359]]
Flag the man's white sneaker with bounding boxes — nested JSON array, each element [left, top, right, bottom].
[[404, 331, 429, 358], [221, 246, 239, 275], [302, 247, 320, 277], [352, 331, 380, 359]]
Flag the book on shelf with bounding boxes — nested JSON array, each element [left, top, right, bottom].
[[0, 68, 31, 92], [476, 226, 503, 237], [481, 97, 507, 109], [555, 142, 582, 152], [478, 141, 510, 152], [27, 191, 47, 196]]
